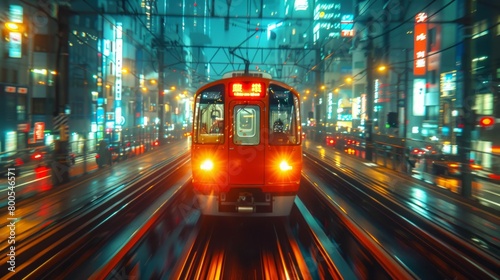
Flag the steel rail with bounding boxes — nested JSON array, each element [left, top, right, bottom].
[[298, 174, 417, 279], [0, 153, 190, 279], [304, 151, 499, 279], [88, 177, 193, 279], [0, 152, 182, 255]]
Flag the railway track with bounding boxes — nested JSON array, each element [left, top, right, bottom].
[[5, 149, 496, 278], [90, 180, 413, 279], [171, 217, 310, 279], [302, 151, 499, 279], [0, 152, 190, 279]]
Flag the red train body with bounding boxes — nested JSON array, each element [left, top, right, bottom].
[[191, 72, 302, 216]]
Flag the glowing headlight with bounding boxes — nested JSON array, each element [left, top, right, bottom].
[[279, 160, 292, 171], [200, 159, 214, 171]]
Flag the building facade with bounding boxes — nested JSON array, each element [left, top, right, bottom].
[[0, 1, 45, 151], [352, 0, 500, 169]]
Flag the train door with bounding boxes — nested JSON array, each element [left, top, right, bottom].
[[228, 101, 265, 185]]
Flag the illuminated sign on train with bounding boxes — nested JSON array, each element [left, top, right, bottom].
[[230, 82, 264, 97]]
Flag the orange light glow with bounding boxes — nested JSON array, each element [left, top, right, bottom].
[[470, 164, 482, 170], [492, 146, 500, 154], [5, 22, 23, 31]]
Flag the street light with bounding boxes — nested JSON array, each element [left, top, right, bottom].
[[4, 22, 25, 32]]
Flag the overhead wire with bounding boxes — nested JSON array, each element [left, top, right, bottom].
[[372, 0, 446, 40], [377, 0, 500, 74], [307, 0, 440, 78], [321, 0, 463, 86], [80, 0, 157, 60], [23, 0, 492, 85]]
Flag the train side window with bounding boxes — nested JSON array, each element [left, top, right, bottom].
[[268, 84, 300, 145], [234, 105, 260, 145]]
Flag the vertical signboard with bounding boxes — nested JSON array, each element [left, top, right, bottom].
[[115, 22, 123, 102], [8, 32, 22, 58], [440, 71, 456, 97], [8, 5, 24, 58], [114, 22, 123, 128], [413, 79, 426, 116], [326, 92, 333, 120], [9, 5, 23, 22], [34, 122, 45, 142], [414, 12, 428, 76], [114, 22, 123, 131], [360, 94, 367, 126], [341, 14, 354, 37]]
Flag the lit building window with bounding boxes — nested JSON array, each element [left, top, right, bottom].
[[497, 16, 500, 36], [474, 93, 493, 115], [32, 69, 55, 86]]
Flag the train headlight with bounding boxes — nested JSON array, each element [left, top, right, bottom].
[[279, 160, 292, 171], [200, 159, 214, 171]]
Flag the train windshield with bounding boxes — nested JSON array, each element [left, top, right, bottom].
[[269, 84, 301, 145], [194, 84, 225, 144]]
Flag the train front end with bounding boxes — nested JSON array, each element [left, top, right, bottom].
[[191, 76, 302, 217]]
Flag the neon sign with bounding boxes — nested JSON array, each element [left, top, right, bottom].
[[414, 12, 427, 76], [115, 22, 123, 101], [8, 5, 23, 58], [115, 22, 123, 129], [294, 0, 308, 11], [341, 14, 354, 37]]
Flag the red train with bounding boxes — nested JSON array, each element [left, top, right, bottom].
[[191, 71, 302, 216]]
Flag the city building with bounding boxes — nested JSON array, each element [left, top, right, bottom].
[[352, 0, 500, 170], [0, 1, 44, 151]]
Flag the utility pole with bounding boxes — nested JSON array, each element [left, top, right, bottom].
[[157, 17, 165, 144], [365, 35, 374, 161], [52, 3, 71, 185], [314, 45, 323, 142], [403, 48, 409, 140], [459, 0, 474, 198]]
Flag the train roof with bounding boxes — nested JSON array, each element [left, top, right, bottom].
[[221, 71, 272, 79], [196, 71, 300, 96]]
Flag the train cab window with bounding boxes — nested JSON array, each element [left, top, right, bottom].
[[271, 119, 289, 143], [269, 84, 301, 145], [210, 119, 223, 133], [194, 84, 225, 144], [233, 105, 260, 145]]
